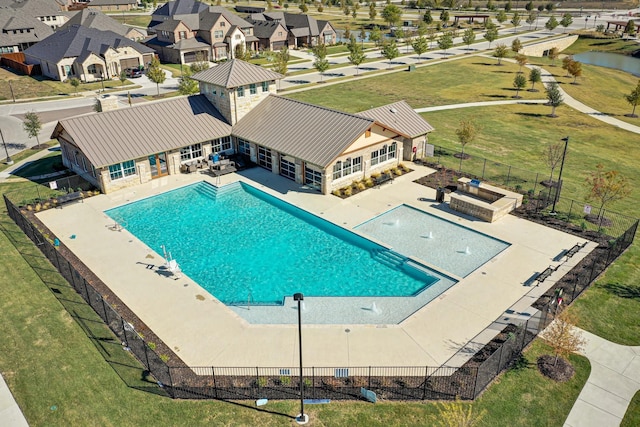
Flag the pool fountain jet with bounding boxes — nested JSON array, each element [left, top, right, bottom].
[[427, 231, 433, 239], [465, 246, 471, 255], [370, 302, 381, 314], [301, 301, 307, 311]]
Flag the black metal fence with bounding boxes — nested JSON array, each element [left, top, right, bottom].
[[3, 184, 637, 401]]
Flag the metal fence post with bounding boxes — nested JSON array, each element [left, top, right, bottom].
[[506, 165, 512, 187], [496, 345, 505, 375], [482, 158, 487, 179], [213, 367, 218, 399], [368, 366, 371, 390]]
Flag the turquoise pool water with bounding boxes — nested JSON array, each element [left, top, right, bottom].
[[105, 182, 442, 305]]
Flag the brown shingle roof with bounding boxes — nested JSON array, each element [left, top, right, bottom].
[[358, 100, 434, 138], [232, 95, 374, 168], [53, 95, 231, 168], [191, 59, 283, 89]]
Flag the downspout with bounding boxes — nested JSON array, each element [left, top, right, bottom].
[[232, 87, 238, 124]]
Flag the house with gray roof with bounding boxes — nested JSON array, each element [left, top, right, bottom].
[[0, 7, 54, 53], [62, 9, 146, 41], [51, 59, 433, 195], [247, 19, 288, 51], [146, 0, 258, 64], [23, 24, 155, 81], [0, 0, 69, 31], [249, 11, 336, 48]]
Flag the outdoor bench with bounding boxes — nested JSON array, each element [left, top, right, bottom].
[[56, 191, 84, 208], [534, 265, 559, 285], [373, 173, 394, 187], [565, 242, 588, 261]]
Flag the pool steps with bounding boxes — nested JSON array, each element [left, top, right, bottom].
[[193, 182, 242, 200], [371, 248, 435, 284]]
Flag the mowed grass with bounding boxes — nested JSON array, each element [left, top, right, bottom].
[[286, 56, 544, 112], [623, 390, 640, 427], [0, 204, 589, 426]]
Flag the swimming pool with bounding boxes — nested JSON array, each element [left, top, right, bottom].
[[105, 182, 445, 306], [356, 205, 510, 277]]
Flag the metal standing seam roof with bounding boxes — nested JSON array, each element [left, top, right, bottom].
[[358, 100, 435, 139], [53, 95, 231, 168], [191, 59, 283, 89], [232, 95, 374, 168]]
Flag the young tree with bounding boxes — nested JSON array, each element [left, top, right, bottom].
[[394, 28, 406, 52], [545, 81, 563, 117], [359, 27, 367, 46], [567, 60, 583, 84], [455, 119, 478, 171], [69, 77, 81, 94], [381, 4, 402, 32], [561, 55, 573, 76], [423, 9, 433, 25], [496, 10, 507, 24], [437, 31, 453, 54], [23, 111, 42, 146], [190, 52, 210, 73], [515, 53, 528, 72], [146, 57, 166, 96], [526, 11, 536, 29], [312, 43, 330, 81], [483, 26, 498, 47], [624, 80, 640, 117], [513, 73, 527, 98], [411, 34, 429, 61], [542, 142, 564, 187], [440, 9, 450, 27], [504, 0, 511, 12], [511, 37, 522, 53], [381, 40, 399, 67], [528, 67, 542, 91], [525, 0, 533, 11], [545, 2, 554, 12], [511, 11, 521, 32], [560, 13, 573, 32], [493, 43, 508, 65], [431, 397, 487, 427], [178, 67, 199, 95], [462, 27, 476, 50], [347, 36, 366, 74], [369, 2, 377, 20], [585, 164, 632, 222], [369, 25, 382, 46], [273, 46, 290, 76], [545, 16, 559, 32], [624, 20, 636, 37], [548, 46, 559, 65], [541, 309, 586, 368]]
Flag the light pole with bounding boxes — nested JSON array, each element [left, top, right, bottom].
[[100, 71, 105, 92], [293, 293, 308, 425], [0, 128, 13, 165], [551, 136, 569, 214]]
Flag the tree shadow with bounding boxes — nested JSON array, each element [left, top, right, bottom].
[[509, 354, 532, 372], [472, 61, 494, 66], [515, 112, 548, 118], [602, 282, 640, 300]]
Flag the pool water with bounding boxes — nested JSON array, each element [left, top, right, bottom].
[[105, 182, 442, 305], [355, 205, 510, 277]]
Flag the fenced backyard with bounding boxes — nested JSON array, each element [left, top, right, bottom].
[[3, 167, 637, 401]]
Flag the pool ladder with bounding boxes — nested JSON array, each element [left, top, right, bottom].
[[247, 290, 255, 310]]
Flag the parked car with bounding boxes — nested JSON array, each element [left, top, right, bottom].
[[125, 67, 143, 78]]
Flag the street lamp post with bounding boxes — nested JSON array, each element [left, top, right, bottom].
[[551, 136, 569, 214], [100, 71, 105, 92], [0, 128, 13, 165], [293, 293, 308, 425]]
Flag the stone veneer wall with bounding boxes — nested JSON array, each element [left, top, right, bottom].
[[520, 35, 578, 57]]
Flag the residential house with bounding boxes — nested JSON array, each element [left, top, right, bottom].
[[62, 9, 146, 41], [51, 59, 434, 195], [86, 0, 138, 12], [24, 24, 155, 81], [2, 0, 69, 30], [0, 8, 54, 53], [147, 0, 258, 63], [247, 19, 288, 51], [249, 11, 336, 48]]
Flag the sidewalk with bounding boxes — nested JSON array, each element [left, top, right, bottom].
[[564, 328, 640, 427], [0, 374, 28, 427]]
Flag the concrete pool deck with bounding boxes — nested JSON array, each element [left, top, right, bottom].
[[36, 165, 596, 369]]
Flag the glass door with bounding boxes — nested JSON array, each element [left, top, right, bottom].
[[149, 152, 168, 178]]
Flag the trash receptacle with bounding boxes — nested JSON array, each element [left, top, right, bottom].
[[408, 64, 416, 72], [436, 187, 445, 203]]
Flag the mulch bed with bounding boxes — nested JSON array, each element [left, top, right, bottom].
[[537, 355, 575, 382]]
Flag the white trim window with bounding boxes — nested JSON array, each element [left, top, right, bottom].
[[261, 81, 269, 92], [249, 83, 257, 95], [332, 156, 362, 180], [108, 160, 136, 181], [237, 86, 244, 97], [371, 142, 397, 166], [211, 136, 232, 152], [180, 143, 203, 161]]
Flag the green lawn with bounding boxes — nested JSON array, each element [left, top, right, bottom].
[[623, 390, 640, 427]]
